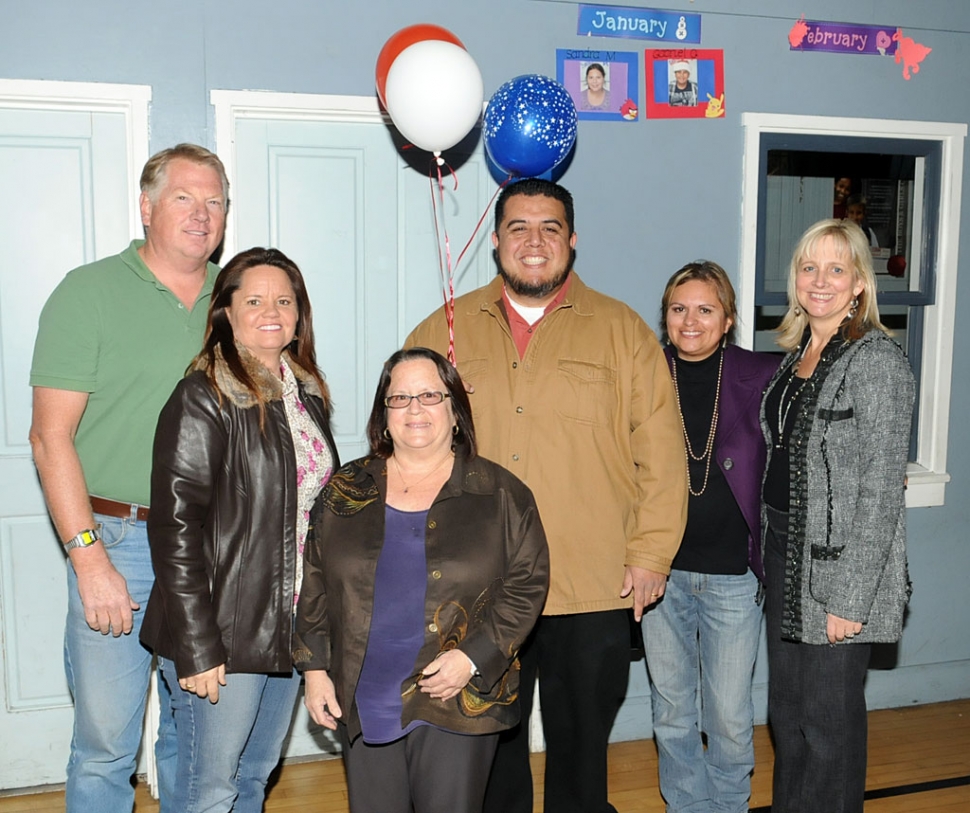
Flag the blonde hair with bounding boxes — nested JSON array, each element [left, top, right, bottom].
[[776, 218, 889, 351], [140, 143, 229, 205]]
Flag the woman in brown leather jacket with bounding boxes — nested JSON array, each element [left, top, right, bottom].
[[295, 347, 549, 813], [140, 247, 338, 813]]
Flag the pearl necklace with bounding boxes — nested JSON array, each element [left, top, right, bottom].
[[670, 349, 723, 497], [392, 453, 452, 493]]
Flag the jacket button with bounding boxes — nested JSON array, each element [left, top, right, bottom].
[[512, 361, 518, 369], [429, 623, 438, 633], [512, 454, 519, 461], [723, 458, 734, 470], [427, 520, 437, 530], [516, 406, 523, 413], [432, 570, 442, 580]]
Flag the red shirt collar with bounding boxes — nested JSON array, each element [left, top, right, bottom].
[[502, 274, 573, 359]]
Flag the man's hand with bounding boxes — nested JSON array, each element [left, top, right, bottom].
[[179, 664, 227, 703], [30, 387, 140, 634], [620, 565, 667, 622], [418, 650, 475, 701], [72, 550, 139, 636]]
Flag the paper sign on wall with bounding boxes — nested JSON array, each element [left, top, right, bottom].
[[578, 4, 701, 43], [789, 17, 897, 56]]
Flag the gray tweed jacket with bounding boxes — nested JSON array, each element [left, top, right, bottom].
[[760, 329, 915, 645]]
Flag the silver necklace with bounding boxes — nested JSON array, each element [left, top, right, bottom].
[[775, 357, 811, 449], [670, 350, 723, 497]]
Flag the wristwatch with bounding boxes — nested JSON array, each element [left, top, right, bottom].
[[63, 528, 100, 552]]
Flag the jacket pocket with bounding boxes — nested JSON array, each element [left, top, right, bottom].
[[808, 544, 845, 603], [553, 359, 616, 426], [457, 358, 490, 387], [818, 407, 854, 421]]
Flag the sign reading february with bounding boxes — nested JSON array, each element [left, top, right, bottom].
[[578, 4, 701, 43], [789, 18, 898, 56]]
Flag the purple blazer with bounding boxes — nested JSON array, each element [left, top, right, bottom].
[[665, 344, 779, 581]]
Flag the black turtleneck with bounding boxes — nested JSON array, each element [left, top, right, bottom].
[[673, 350, 749, 575]]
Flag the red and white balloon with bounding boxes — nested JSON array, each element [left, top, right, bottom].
[[376, 25, 483, 155]]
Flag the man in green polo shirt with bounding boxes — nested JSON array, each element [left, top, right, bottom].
[[28, 143, 228, 813]]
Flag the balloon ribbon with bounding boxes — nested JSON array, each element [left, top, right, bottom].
[[428, 154, 509, 368]]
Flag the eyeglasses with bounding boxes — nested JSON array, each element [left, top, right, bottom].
[[384, 391, 451, 409]]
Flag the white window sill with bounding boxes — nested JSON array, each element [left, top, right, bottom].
[[905, 465, 949, 508]]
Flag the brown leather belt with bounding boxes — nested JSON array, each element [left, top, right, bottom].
[[89, 495, 150, 522]]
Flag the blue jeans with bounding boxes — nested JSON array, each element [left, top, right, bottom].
[[64, 513, 176, 813], [642, 569, 762, 813], [160, 658, 301, 813]]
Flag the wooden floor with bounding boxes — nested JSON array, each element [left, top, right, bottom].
[[1, 699, 967, 812]]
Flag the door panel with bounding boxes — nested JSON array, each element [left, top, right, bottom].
[[234, 117, 494, 463], [0, 107, 133, 788]]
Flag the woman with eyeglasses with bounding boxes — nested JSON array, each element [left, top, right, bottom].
[[295, 346, 549, 813]]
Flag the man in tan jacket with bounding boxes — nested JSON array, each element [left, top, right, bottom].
[[406, 179, 687, 813]]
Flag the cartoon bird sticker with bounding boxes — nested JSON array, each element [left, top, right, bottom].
[[893, 28, 931, 80], [705, 93, 725, 118], [789, 15, 809, 48], [620, 98, 639, 121]]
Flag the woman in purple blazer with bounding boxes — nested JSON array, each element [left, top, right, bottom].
[[643, 261, 779, 813]]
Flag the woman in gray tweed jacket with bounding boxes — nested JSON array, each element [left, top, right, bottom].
[[760, 219, 914, 813]]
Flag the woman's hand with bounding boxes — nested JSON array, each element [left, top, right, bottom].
[[179, 664, 226, 703], [304, 670, 341, 730], [418, 650, 474, 701], [826, 613, 863, 644]]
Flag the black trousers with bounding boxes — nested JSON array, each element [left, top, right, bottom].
[[483, 610, 630, 813], [764, 506, 872, 813], [341, 724, 498, 813]]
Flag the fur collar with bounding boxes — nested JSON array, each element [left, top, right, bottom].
[[191, 344, 323, 409]]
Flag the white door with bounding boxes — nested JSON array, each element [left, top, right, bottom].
[[226, 97, 495, 757], [0, 83, 149, 790]]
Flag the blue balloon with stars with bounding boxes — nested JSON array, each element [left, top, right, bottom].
[[483, 74, 578, 178]]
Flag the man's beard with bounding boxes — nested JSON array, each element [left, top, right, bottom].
[[496, 250, 574, 300]]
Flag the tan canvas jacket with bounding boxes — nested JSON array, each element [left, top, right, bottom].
[[407, 272, 687, 615]]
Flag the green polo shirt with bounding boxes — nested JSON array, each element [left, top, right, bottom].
[[30, 240, 218, 507]]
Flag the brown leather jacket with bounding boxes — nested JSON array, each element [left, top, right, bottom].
[[294, 452, 549, 740], [141, 349, 338, 678]]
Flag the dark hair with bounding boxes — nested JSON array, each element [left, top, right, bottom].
[[660, 260, 738, 345], [140, 143, 229, 205], [845, 193, 868, 210], [367, 347, 476, 460], [494, 178, 575, 236], [586, 62, 606, 78], [195, 247, 330, 423]]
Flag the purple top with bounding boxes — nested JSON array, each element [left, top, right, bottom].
[[665, 344, 779, 582], [355, 505, 429, 744]]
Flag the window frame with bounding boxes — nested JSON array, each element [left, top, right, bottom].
[[739, 113, 966, 508]]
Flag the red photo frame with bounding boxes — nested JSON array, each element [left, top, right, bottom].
[[644, 49, 725, 119]]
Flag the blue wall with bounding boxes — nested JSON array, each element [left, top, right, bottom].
[[4, 0, 968, 736]]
